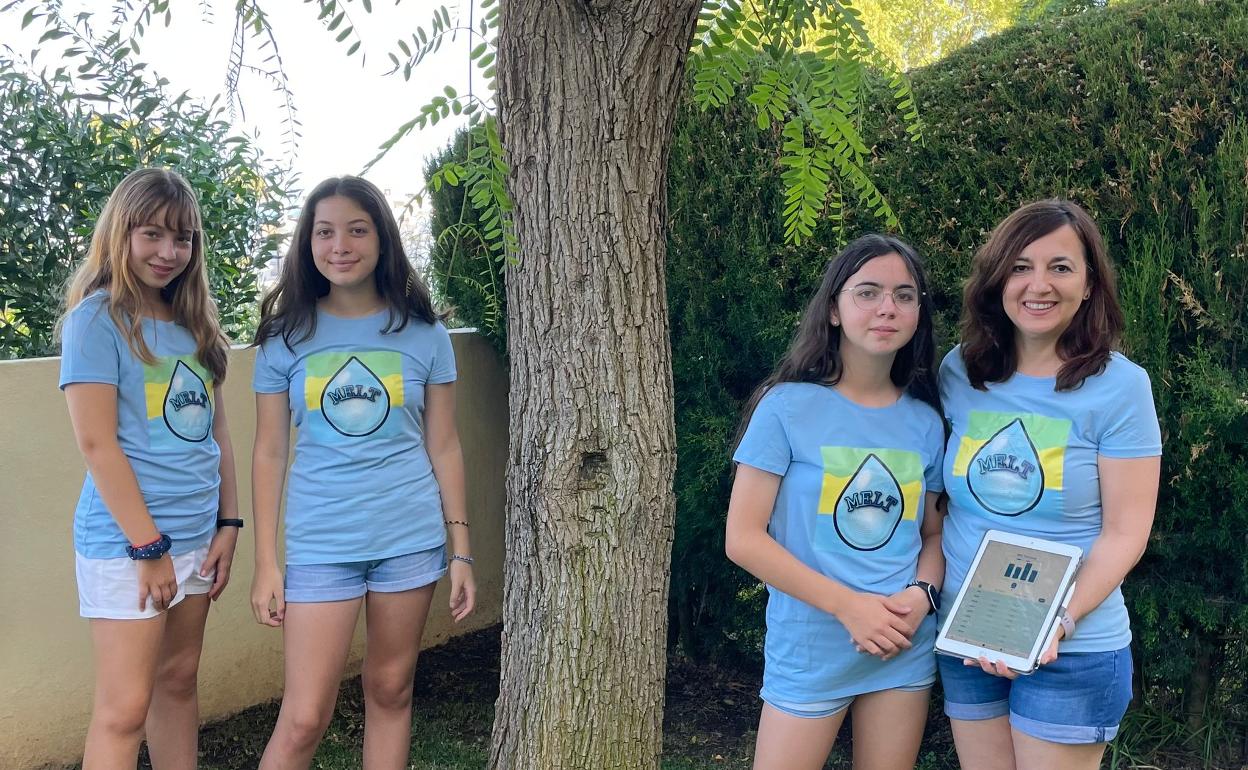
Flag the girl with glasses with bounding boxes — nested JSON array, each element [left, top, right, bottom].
[[725, 234, 946, 769]]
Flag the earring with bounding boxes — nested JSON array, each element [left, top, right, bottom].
[[405, 273, 414, 295]]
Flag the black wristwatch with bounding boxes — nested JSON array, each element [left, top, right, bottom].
[[907, 580, 940, 615]]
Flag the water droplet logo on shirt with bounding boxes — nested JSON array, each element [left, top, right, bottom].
[[833, 454, 905, 551], [320, 356, 391, 436], [967, 418, 1044, 515], [162, 360, 212, 442]]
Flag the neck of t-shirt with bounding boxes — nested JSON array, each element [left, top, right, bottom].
[[318, 293, 387, 320]]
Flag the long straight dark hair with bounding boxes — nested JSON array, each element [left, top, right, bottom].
[[253, 176, 444, 348], [960, 199, 1122, 391], [737, 234, 941, 443]]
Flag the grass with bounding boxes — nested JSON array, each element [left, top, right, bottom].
[[105, 624, 1243, 770]]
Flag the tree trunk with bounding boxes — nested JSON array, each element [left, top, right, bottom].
[[489, 2, 700, 768]]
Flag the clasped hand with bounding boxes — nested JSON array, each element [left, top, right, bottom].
[[842, 586, 928, 661]]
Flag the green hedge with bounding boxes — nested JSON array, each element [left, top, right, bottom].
[[860, 0, 1248, 740], [0, 53, 289, 358], [429, 0, 1247, 748]]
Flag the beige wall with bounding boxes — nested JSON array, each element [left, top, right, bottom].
[[0, 332, 507, 770]]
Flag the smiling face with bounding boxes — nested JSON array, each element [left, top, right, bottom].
[[1001, 224, 1090, 348], [310, 195, 381, 292], [831, 252, 921, 359], [127, 207, 194, 299]]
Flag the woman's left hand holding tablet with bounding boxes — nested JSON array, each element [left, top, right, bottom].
[[965, 624, 1065, 678]]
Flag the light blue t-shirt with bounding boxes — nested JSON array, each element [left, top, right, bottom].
[[939, 346, 1162, 653], [253, 309, 456, 565], [732, 382, 946, 704], [59, 291, 221, 558]]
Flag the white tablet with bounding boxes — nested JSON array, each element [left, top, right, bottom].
[[935, 529, 1082, 674]]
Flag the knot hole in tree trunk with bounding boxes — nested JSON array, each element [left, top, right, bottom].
[[577, 450, 610, 490]]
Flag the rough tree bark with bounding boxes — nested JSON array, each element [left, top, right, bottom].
[[489, 1, 702, 768]]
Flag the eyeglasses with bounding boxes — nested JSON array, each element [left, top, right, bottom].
[[840, 284, 923, 312]]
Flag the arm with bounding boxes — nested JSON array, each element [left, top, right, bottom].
[[64, 382, 176, 611], [888, 491, 944, 634], [200, 385, 240, 600], [974, 455, 1159, 677], [425, 382, 475, 623], [724, 463, 914, 658], [249, 391, 291, 626], [1065, 455, 1159, 627]]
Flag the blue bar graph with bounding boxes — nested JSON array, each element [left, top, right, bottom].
[[1004, 562, 1039, 583]]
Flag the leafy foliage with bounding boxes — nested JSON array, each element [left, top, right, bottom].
[[433, 0, 1247, 757], [688, 0, 922, 243], [857, 0, 1247, 749], [424, 128, 508, 356], [847, 0, 1022, 71], [0, 3, 290, 358]]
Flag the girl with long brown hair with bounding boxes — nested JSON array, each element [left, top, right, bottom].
[[59, 167, 241, 767], [249, 176, 475, 768], [726, 234, 946, 769]]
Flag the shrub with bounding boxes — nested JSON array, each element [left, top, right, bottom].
[[860, 0, 1247, 741], [429, 0, 1247, 750], [0, 43, 289, 358]]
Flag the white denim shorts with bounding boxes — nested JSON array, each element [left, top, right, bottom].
[[75, 545, 213, 620]]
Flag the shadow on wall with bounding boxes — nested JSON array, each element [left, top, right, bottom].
[[0, 331, 508, 770]]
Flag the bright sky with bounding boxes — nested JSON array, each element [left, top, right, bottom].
[[2, 0, 490, 205]]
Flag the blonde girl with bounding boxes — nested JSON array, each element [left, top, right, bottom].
[[59, 167, 241, 768]]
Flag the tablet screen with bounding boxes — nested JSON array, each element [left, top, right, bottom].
[[944, 540, 1073, 658]]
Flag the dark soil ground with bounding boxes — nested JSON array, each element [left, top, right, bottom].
[[111, 623, 1240, 769]]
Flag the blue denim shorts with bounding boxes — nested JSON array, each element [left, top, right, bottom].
[[937, 646, 1133, 744], [765, 675, 935, 719], [284, 545, 447, 603]]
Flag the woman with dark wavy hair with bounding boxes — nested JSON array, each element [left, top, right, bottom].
[[938, 200, 1161, 769], [726, 234, 946, 769]]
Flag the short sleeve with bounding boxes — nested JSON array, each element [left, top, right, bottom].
[[1099, 365, 1162, 458], [59, 302, 121, 389], [732, 388, 791, 476], [924, 410, 947, 493], [427, 323, 457, 384], [253, 338, 292, 393]]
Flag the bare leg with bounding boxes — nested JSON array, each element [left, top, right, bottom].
[[752, 702, 848, 770], [849, 687, 930, 770], [950, 716, 1017, 770], [1013, 730, 1105, 770], [82, 615, 166, 770], [361, 585, 437, 770], [258, 599, 363, 770], [145, 594, 211, 769]]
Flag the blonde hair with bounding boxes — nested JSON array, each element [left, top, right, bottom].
[[62, 168, 228, 382]]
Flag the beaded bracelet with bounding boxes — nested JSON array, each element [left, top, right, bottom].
[[444, 520, 470, 528], [450, 554, 475, 565], [126, 533, 172, 561]]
